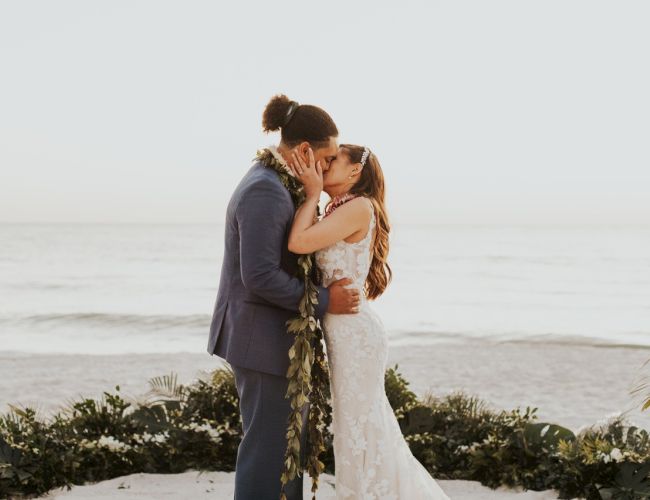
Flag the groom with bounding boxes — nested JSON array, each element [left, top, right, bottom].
[[207, 95, 360, 500]]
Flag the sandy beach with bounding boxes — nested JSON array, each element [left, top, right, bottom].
[[40, 470, 561, 499], [2, 339, 649, 433]]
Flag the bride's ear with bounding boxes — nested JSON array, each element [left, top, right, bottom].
[[352, 163, 364, 175]]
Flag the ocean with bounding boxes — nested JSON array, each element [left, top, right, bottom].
[[1, 223, 649, 354]]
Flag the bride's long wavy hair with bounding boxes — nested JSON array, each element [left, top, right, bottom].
[[335, 144, 392, 300]]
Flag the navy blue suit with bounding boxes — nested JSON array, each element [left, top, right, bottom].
[[207, 159, 330, 499]]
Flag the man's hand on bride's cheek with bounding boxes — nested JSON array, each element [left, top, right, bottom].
[[326, 277, 361, 314], [290, 148, 323, 198]]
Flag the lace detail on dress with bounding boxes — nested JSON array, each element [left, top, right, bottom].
[[314, 198, 450, 499], [316, 200, 376, 301]]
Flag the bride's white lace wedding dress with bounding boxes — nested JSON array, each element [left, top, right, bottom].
[[314, 199, 451, 499]]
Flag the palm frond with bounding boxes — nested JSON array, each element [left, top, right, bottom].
[[145, 371, 186, 403], [629, 357, 650, 413]]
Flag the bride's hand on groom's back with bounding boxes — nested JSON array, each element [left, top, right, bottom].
[[327, 278, 361, 314]]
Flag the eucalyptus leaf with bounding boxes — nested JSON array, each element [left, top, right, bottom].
[[255, 148, 331, 498]]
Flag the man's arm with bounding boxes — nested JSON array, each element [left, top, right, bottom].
[[237, 179, 330, 319]]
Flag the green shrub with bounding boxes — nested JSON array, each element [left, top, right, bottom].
[[1, 365, 649, 499]]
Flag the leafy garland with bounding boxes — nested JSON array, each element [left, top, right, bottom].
[[254, 147, 331, 500]]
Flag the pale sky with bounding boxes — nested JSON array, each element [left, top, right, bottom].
[[1, 1, 648, 225]]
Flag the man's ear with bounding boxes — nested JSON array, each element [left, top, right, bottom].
[[297, 141, 311, 161]]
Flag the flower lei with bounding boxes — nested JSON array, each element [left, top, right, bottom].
[[324, 191, 358, 218], [253, 146, 331, 500]]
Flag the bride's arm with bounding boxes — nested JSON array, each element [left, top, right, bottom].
[[289, 196, 371, 254], [287, 148, 372, 254]]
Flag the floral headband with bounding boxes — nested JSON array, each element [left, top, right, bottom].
[[360, 146, 370, 167]]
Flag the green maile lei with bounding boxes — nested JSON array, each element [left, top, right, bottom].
[[253, 147, 331, 500]]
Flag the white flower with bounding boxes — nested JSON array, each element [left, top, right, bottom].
[[132, 431, 169, 445], [151, 432, 168, 444], [79, 438, 95, 449], [458, 441, 482, 453], [97, 435, 131, 452], [184, 420, 222, 443], [610, 448, 624, 463]]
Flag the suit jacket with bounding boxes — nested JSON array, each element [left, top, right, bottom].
[[207, 159, 330, 377]]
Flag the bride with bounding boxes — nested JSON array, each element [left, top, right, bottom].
[[285, 145, 451, 499]]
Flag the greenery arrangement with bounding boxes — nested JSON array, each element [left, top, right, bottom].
[[254, 147, 331, 500], [2, 364, 650, 500]]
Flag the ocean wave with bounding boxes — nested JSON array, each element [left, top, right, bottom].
[[388, 329, 650, 349], [3, 312, 211, 329]]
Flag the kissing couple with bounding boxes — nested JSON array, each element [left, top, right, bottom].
[[207, 94, 450, 500]]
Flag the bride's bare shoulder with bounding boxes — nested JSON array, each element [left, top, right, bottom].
[[337, 197, 373, 243], [339, 196, 373, 216], [328, 196, 373, 227]]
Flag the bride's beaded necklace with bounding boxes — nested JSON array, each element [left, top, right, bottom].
[[324, 192, 358, 218]]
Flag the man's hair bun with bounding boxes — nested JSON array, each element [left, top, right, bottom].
[[262, 94, 296, 132]]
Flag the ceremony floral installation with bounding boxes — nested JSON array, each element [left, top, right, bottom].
[[1, 365, 650, 499]]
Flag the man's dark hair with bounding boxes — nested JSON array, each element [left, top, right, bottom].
[[262, 94, 338, 148]]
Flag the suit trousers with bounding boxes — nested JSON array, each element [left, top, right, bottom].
[[232, 363, 310, 500]]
